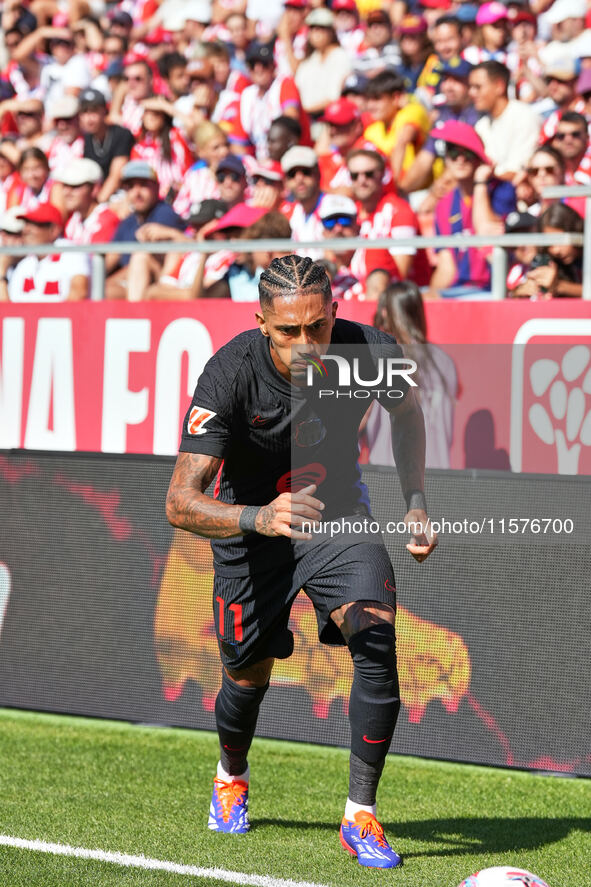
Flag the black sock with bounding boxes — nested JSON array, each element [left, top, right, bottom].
[[214, 670, 269, 776], [347, 624, 400, 804], [348, 752, 385, 806]]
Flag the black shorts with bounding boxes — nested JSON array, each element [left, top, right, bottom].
[[212, 531, 397, 671]]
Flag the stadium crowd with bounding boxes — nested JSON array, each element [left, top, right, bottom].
[[0, 0, 587, 301]]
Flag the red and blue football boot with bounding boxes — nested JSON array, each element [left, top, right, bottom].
[[340, 811, 402, 868], [208, 776, 250, 833]]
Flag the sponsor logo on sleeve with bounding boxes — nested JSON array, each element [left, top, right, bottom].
[[187, 407, 216, 436]]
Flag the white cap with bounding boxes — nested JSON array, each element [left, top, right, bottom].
[[0, 207, 24, 234], [545, 0, 586, 24], [571, 29, 591, 58], [318, 193, 357, 220], [54, 158, 103, 186], [48, 95, 80, 120], [281, 145, 319, 173]]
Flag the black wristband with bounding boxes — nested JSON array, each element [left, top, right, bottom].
[[405, 490, 427, 512], [239, 505, 261, 534]]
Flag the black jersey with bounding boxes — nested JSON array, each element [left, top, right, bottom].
[[179, 318, 408, 574]]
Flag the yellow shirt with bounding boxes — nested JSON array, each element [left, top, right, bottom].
[[363, 101, 431, 171]]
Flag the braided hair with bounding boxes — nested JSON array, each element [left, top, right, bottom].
[[258, 255, 332, 310]]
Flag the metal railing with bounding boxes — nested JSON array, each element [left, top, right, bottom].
[[1, 185, 588, 301]]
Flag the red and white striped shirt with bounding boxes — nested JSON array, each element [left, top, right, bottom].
[[131, 128, 194, 199], [64, 203, 120, 244]]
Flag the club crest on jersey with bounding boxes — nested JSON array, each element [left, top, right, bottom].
[[187, 406, 216, 436]]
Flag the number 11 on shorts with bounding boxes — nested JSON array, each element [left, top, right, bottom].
[[216, 597, 243, 642]]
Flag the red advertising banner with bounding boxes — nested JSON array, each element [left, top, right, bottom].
[[1, 300, 590, 473]]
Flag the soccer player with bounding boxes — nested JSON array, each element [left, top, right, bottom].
[[166, 255, 437, 868]]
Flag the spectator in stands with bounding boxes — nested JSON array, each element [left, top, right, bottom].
[[397, 15, 432, 93], [173, 58, 218, 135], [196, 210, 293, 301], [515, 203, 583, 298], [362, 280, 458, 468], [205, 42, 250, 124], [505, 9, 543, 104], [79, 88, 135, 204], [0, 202, 90, 302], [2, 22, 46, 99], [470, 60, 541, 179], [427, 120, 516, 298], [354, 10, 401, 78], [347, 147, 430, 284], [319, 193, 394, 300], [15, 26, 92, 107], [42, 95, 84, 172], [214, 154, 249, 207], [431, 14, 463, 64], [18, 146, 63, 214], [280, 145, 325, 257], [225, 12, 251, 74], [266, 115, 302, 163], [332, 0, 365, 59], [317, 98, 365, 193], [417, 14, 463, 96], [173, 121, 230, 220], [538, 0, 587, 69], [56, 158, 120, 245], [190, 203, 269, 298], [505, 210, 541, 296], [0, 142, 24, 213], [341, 72, 370, 112], [363, 70, 430, 182], [110, 58, 154, 137], [2, 98, 45, 151], [91, 34, 129, 100], [295, 8, 352, 117], [105, 160, 184, 299], [403, 56, 478, 194], [549, 111, 591, 185], [228, 40, 305, 159], [541, 60, 579, 123], [158, 52, 191, 105], [248, 159, 285, 211], [134, 199, 230, 301], [515, 144, 585, 217], [131, 97, 194, 201], [275, 0, 310, 79], [463, 1, 510, 66]]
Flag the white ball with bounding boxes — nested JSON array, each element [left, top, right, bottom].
[[457, 866, 551, 887]]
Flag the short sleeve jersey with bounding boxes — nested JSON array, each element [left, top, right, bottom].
[[179, 318, 408, 574]]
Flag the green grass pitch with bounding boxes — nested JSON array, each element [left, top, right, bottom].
[[0, 708, 588, 887]]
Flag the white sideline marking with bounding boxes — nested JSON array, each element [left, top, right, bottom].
[[0, 834, 332, 887]]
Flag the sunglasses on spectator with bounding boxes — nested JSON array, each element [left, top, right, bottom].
[[51, 38, 74, 47], [554, 130, 586, 141], [446, 145, 479, 163], [216, 170, 243, 183], [17, 110, 41, 117], [286, 166, 316, 178], [322, 215, 356, 229], [527, 164, 558, 176], [349, 168, 379, 181]]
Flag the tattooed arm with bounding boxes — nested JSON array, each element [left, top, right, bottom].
[[165, 452, 325, 539], [388, 388, 438, 561]]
